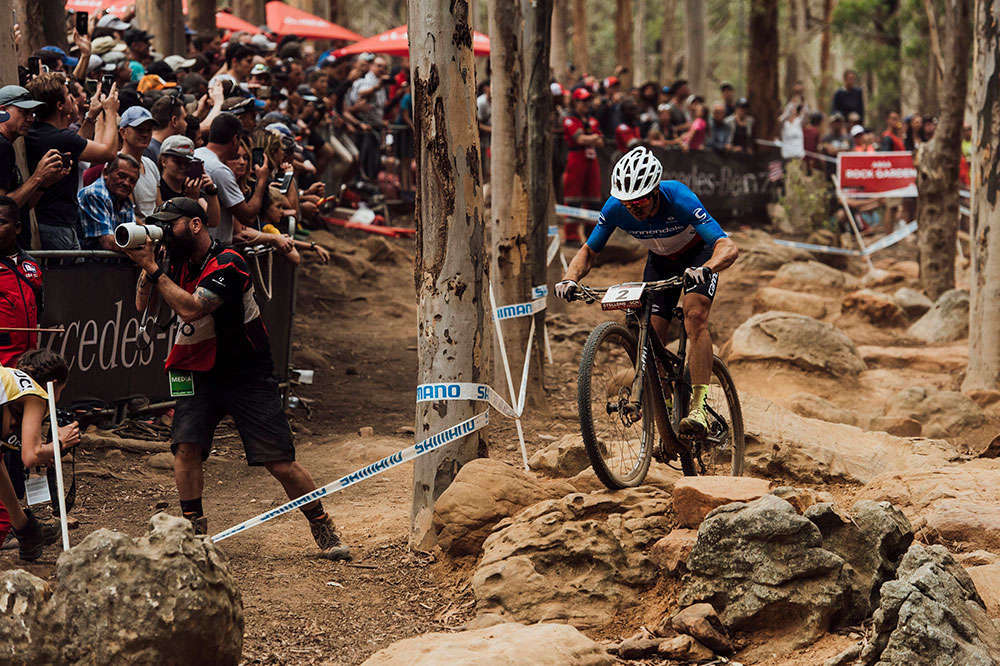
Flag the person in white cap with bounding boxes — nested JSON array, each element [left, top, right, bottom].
[[163, 55, 197, 72], [117, 105, 160, 218], [96, 13, 132, 35], [156, 134, 220, 229]]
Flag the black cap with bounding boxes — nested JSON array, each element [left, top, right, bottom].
[[148, 197, 207, 223], [124, 29, 152, 45]]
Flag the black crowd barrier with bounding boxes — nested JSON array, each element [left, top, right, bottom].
[[588, 143, 779, 225], [36, 248, 295, 406]]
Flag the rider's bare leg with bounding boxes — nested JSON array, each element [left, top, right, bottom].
[[682, 292, 713, 385]]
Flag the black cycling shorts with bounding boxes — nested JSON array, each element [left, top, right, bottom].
[[171, 370, 295, 466], [641, 242, 719, 318]]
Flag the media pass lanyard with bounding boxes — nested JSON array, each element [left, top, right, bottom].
[[167, 243, 219, 398]]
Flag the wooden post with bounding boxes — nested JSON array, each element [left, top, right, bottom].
[[408, 0, 487, 549]]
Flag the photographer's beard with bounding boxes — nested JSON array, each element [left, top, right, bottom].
[[164, 223, 197, 265]]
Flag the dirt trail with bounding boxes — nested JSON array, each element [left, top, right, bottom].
[[8, 226, 995, 665]]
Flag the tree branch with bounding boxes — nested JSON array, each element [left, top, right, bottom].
[[922, 0, 947, 79]]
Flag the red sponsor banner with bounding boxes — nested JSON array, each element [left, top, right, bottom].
[[837, 151, 918, 198]]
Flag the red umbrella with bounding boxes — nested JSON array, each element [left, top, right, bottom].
[[265, 1, 362, 41], [215, 11, 262, 34], [333, 24, 490, 58]]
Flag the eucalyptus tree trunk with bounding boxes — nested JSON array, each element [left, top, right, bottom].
[[550, 0, 569, 82], [13, 0, 66, 59], [572, 0, 589, 75], [963, 0, 1000, 392], [136, 0, 186, 57], [523, 0, 555, 394], [819, 0, 836, 105], [748, 0, 780, 141], [685, 0, 706, 95], [1, 3, 18, 82], [408, 0, 487, 548], [633, 0, 645, 84], [187, 0, 216, 35], [916, 0, 972, 300], [615, 0, 634, 89], [488, 0, 538, 405], [660, 0, 677, 81], [233, 0, 267, 26], [784, 0, 799, 100]]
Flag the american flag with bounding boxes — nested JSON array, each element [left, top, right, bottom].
[[768, 160, 784, 182]]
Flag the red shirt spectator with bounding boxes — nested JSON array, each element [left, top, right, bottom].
[[615, 122, 640, 151]]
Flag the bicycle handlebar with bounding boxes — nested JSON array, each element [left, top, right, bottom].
[[569, 277, 685, 303]]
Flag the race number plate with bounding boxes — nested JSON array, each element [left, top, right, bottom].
[[601, 282, 645, 311]]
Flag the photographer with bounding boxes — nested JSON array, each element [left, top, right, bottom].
[[0, 350, 80, 561], [122, 197, 351, 559], [0, 86, 70, 241], [25, 72, 120, 250]]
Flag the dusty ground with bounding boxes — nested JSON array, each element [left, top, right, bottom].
[[7, 223, 995, 665]]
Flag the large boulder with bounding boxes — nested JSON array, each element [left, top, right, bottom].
[[752, 287, 839, 320], [528, 434, 593, 478], [673, 475, 771, 528], [432, 458, 574, 557], [789, 393, 858, 426], [725, 312, 866, 377], [968, 565, 1000, 619], [361, 622, 615, 666], [892, 287, 933, 319], [0, 570, 50, 663], [770, 260, 860, 294], [679, 495, 850, 645], [472, 488, 672, 629], [858, 459, 1000, 553], [858, 343, 968, 373], [860, 543, 1000, 665], [743, 394, 959, 485], [731, 230, 812, 271], [907, 288, 970, 343], [841, 289, 907, 327], [883, 386, 985, 439], [1, 513, 243, 665], [805, 501, 914, 623]]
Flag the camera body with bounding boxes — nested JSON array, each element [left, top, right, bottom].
[[114, 222, 165, 249]]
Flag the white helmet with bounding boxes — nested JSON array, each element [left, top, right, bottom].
[[610, 146, 663, 200]]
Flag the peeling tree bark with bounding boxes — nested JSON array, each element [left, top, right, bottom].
[[136, 0, 186, 58], [748, 0, 780, 141], [523, 0, 554, 399], [964, 0, 1000, 392], [488, 0, 538, 405], [408, 0, 487, 548], [916, 0, 972, 300]]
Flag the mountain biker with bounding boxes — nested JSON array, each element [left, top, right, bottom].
[[555, 146, 739, 440]]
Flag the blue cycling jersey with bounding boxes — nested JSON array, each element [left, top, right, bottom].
[[585, 181, 727, 256]]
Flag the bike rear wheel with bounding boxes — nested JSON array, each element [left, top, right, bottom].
[[672, 356, 746, 476], [577, 321, 654, 489]]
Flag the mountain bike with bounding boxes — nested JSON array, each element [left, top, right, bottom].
[[567, 278, 745, 488]]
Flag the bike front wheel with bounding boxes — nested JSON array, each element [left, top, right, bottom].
[[577, 321, 655, 489]]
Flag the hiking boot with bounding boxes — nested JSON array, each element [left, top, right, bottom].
[[679, 404, 710, 440], [310, 515, 352, 561], [14, 509, 60, 562], [0, 532, 17, 551]]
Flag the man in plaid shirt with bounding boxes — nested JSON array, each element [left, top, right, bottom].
[[78, 154, 141, 251]]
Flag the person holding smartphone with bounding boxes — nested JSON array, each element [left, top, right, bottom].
[[157, 135, 220, 229]]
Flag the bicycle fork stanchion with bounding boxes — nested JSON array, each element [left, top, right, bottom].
[[489, 281, 547, 471]]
